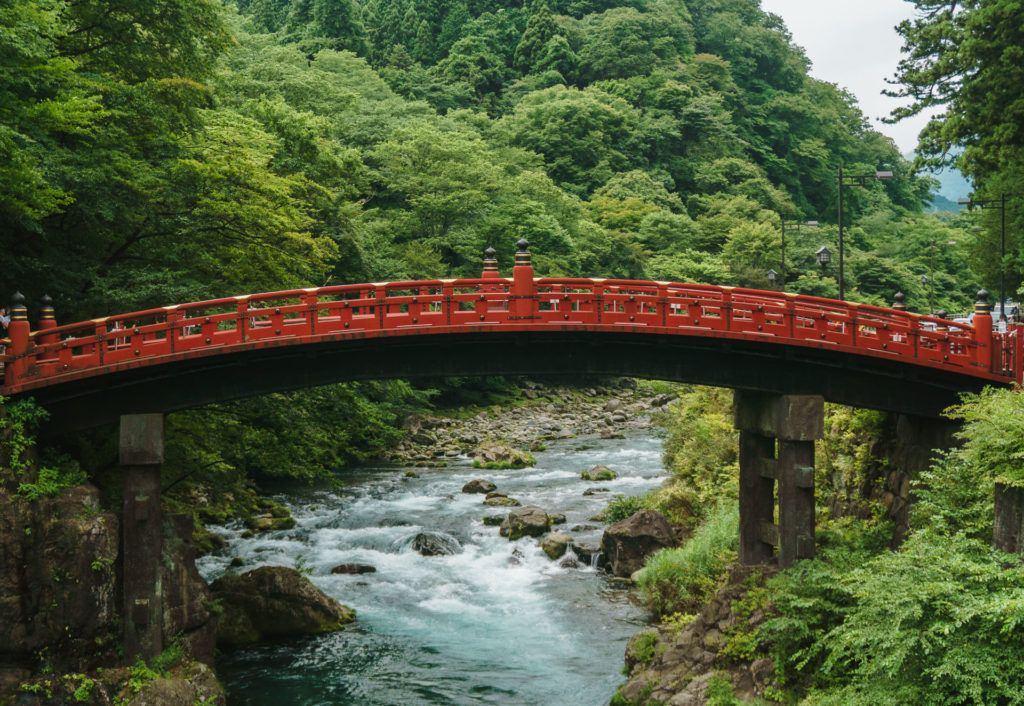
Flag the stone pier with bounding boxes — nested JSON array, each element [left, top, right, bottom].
[[120, 413, 165, 662], [735, 392, 824, 568]]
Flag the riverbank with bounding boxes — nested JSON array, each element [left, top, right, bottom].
[[387, 380, 678, 466]]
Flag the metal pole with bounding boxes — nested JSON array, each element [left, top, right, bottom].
[[838, 165, 845, 301], [1001, 193, 1007, 322], [781, 219, 786, 287]]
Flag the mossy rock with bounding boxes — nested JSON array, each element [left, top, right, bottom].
[[472, 445, 536, 469], [581, 465, 618, 481], [482, 515, 506, 526]]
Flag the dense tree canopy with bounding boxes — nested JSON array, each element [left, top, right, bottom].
[[892, 0, 1024, 301]]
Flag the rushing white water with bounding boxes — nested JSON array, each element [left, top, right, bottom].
[[200, 431, 667, 705]]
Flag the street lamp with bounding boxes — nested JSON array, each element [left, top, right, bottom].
[[767, 268, 778, 288], [958, 194, 1010, 321], [838, 166, 894, 300], [778, 217, 818, 287], [816, 245, 832, 271], [920, 274, 932, 314]]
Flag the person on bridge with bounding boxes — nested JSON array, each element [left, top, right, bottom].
[[0, 306, 8, 370]]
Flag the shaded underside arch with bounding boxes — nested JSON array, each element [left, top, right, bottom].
[[23, 330, 1002, 435]]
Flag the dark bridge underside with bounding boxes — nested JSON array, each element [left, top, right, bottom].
[[24, 330, 1001, 434]]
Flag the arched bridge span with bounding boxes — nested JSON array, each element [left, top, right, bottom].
[[3, 244, 1020, 432], [6, 242, 1022, 662]]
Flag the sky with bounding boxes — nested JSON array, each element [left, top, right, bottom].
[[759, 0, 931, 155]]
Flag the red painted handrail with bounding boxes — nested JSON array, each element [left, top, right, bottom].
[[2, 276, 1020, 396]]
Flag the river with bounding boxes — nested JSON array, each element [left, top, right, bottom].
[[198, 430, 667, 706]]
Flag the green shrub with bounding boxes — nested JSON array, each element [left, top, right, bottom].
[[0, 397, 86, 499], [636, 500, 738, 617], [947, 386, 1024, 487], [760, 527, 1024, 705], [605, 494, 653, 523], [659, 387, 738, 505], [16, 456, 87, 500], [629, 631, 658, 669], [912, 450, 993, 540]]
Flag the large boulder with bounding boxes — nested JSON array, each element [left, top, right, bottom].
[[211, 566, 355, 648], [600, 510, 676, 578], [472, 445, 535, 469], [581, 465, 617, 481], [462, 479, 497, 494], [500, 506, 551, 540]]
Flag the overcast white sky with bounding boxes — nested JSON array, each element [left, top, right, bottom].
[[759, 0, 932, 154]]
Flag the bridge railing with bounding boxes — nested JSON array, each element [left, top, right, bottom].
[[3, 274, 1019, 394]]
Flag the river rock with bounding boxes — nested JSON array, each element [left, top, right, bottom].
[[548, 513, 567, 525], [482, 514, 506, 526], [484, 495, 521, 507], [540, 532, 573, 560], [604, 399, 624, 412], [500, 506, 551, 540], [211, 566, 355, 648], [582, 487, 609, 496], [410, 531, 462, 556], [331, 563, 377, 575], [472, 445, 535, 469], [559, 555, 582, 569], [581, 465, 617, 481], [572, 542, 602, 566], [600, 510, 676, 578], [462, 479, 497, 494]]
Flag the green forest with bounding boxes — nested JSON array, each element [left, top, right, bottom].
[[4, 0, 1024, 704]]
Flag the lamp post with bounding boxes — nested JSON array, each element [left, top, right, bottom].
[[921, 274, 932, 314], [816, 245, 832, 273], [838, 166, 894, 301], [778, 217, 819, 288], [767, 269, 778, 289], [958, 194, 1010, 321]]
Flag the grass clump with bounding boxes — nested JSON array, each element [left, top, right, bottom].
[[636, 500, 738, 617], [605, 494, 654, 523]]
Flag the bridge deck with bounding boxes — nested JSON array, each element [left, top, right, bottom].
[[3, 274, 1019, 429]]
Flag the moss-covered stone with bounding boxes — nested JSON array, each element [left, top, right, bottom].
[[581, 465, 618, 481], [472, 445, 536, 469]]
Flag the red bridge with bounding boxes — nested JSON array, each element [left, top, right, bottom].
[[7, 240, 1021, 661], [3, 241, 1020, 431]]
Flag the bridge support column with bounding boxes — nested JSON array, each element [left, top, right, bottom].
[[120, 413, 165, 663], [735, 392, 824, 568]]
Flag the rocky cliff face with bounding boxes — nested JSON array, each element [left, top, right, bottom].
[[0, 485, 120, 691], [0, 485, 220, 705], [615, 566, 778, 706]]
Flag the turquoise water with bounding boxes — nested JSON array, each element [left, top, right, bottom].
[[200, 432, 666, 706]]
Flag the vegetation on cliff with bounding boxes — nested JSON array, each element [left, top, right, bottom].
[[621, 385, 1024, 705]]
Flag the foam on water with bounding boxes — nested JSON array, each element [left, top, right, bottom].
[[205, 430, 667, 706]]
